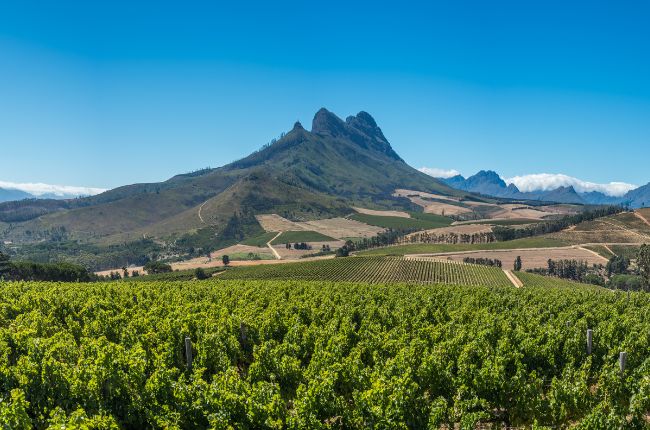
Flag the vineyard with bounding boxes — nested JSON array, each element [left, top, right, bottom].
[[0, 280, 647, 428], [220, 256, 513, 287], [515, 271, 603, 289]]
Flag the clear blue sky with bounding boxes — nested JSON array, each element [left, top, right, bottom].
[[1, 0, 649, 191]]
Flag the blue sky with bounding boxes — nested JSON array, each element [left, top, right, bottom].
[[1, 0, 649, 195]]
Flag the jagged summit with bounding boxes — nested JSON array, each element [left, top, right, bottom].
[[293, 120, 304, 130], [311, 108, 347, 137]]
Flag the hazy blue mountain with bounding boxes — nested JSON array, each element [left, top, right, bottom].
[[0, 188, 33, 203], [440, 171, 586, 204], [622, 183, 650, 208]]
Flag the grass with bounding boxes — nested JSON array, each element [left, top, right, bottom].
[[583, 245, 615, 258], [356, 237, 569, 256], [349, 213, 453, 230], [609, 245, 641, 259], [240, 231, 279, 247], [270, 230, 336, 244]]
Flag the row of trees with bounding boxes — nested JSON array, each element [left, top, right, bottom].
[[403, 231, 494, 245], [0, 252, 98, 282], [463, 257, 502, 267]]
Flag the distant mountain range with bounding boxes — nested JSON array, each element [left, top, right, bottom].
[[0, 188, 83, 203], [438, 170, 650, 208], [0, 188, 34, 203]]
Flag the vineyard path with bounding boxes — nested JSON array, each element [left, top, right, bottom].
[[267, 232, 283, 260], [503, 270, 524, 288]]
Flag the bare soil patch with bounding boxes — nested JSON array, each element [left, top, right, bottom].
[[256, 214, 306, 232], [406, 224, 493, 240], [353, 207, 410, 218], [301, 217, 384, 239]]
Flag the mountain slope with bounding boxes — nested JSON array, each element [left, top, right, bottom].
[[1, 108, 464, 245], [0, 188, 33, 203]]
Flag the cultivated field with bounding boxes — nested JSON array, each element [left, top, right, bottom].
[[2, 280, 646, 427], [352, 207, 410, 218], [220, 256, 513, 287], [256, 214, 383, 239], [418, 246, 608, 270]]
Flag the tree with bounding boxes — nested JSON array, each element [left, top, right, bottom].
[[195, 267, 209, 280], [0, 252, 10, 278], [606, 255, 629, 276], [637, 244, 650, 285], [222, 255, 230, 266], [514, 256, 522, 272], [122, 266, 129, 278], [143, 261, 172, 274]]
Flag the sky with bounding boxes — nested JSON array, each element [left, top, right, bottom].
[[1, 0, 649, 197]]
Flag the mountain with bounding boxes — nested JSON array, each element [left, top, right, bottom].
[[0, 108, 465, 245], [580, 191, 622, 205], [527, 186, 585, 204], [0, 188, 33, 203], [440, 170, 584, 203], [622, 183, 650, 208]]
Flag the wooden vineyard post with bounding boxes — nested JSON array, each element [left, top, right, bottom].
[[619, 352, 627, 374], [185, 337, 193, 371], [586, 329, 593, 355]]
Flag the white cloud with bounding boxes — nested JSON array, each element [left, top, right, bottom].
[[0, 180, 107, 197], [505, 174, 636, 197], [418, 167, 461, 178]]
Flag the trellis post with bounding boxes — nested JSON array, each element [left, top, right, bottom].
[[586, 329, 593, 355], [619, 352, 627, 374], [185, 337, 193, 371]]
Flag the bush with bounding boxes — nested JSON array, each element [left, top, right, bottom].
[[195, 267, 209, 280], [143, 261, 172, 274]]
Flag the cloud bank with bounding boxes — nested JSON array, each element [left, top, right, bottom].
[[418, 167, 460, 178], [0, 181, 107, 197], [504, 174, 636, 197]]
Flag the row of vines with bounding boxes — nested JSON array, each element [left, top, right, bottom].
[[220, 257, 513, 287], [0, 280, 648, 428]]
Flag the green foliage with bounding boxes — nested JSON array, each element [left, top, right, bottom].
[[514, 256, 522, 271], [222, 255, 230, 266], [637, 244, 650, 285], [606, 255, 630, 276], [241, 231, 279, 247], [143, 261, 172, 274], [270, 231, 336, 245], [0, 280, 647, 428], [349, 213, 452, 230], [607, 274, 647, 292], [3, 260, 97, 282], [195, 267, 209, 280], [220, 256, 513, 287]]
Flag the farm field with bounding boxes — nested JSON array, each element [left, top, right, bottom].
[[514, 271, 603, 289], [357, 237, 569, 256], [352, 207, 410, 218], [270, 230, 336, 244], [255, 214, 383, 239], [220, 256, 513, 287], [427, 246, 608, 270], [348, 213, 452, 230], [0, 280, 647, 428], [240, 231, 279, 247], [552, 211, 650, 244]]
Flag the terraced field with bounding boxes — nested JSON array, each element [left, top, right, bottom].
[[220, 256, 512, 287]]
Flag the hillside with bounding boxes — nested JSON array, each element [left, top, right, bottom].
[[0, 109, 464, 249], [0, 187, 32, 203]]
